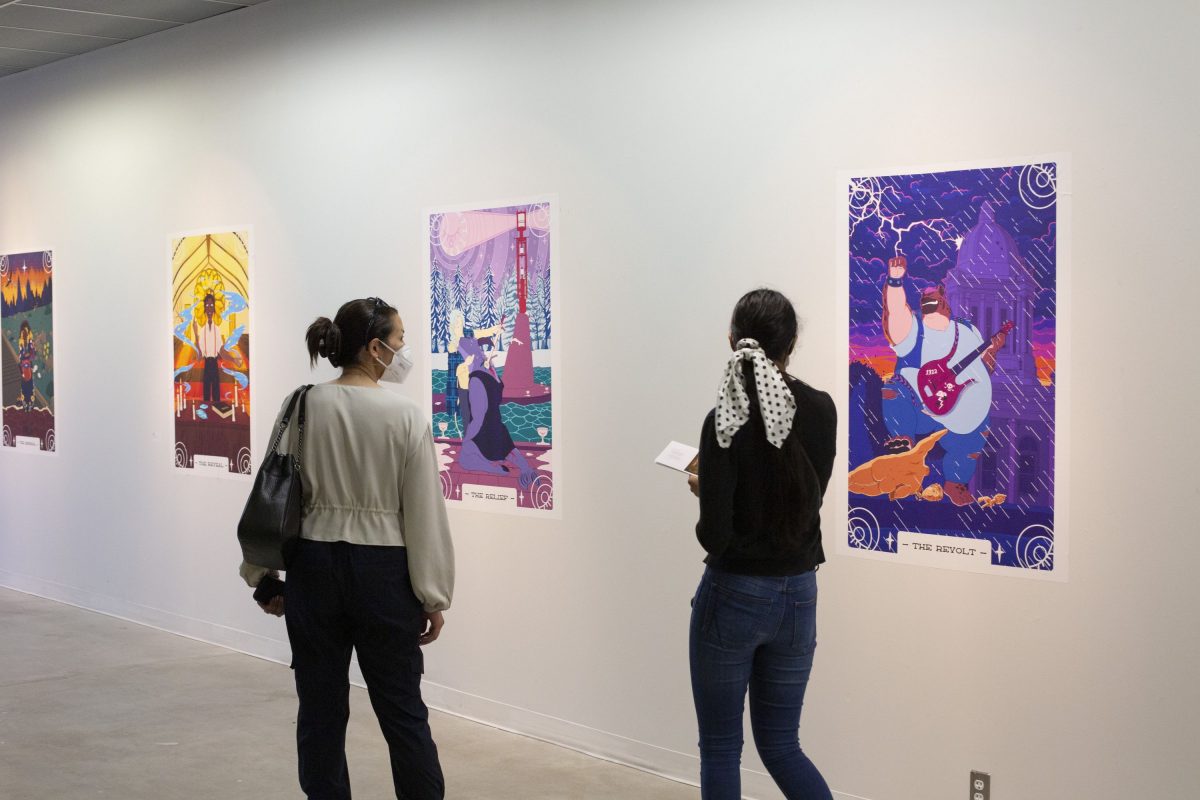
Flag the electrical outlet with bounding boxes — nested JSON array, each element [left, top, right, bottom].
[[970, 770, 991, 800]]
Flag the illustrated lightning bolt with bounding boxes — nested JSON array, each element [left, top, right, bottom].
[[849, 176, 962, 258]]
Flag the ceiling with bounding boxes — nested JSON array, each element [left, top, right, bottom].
[[0, 0, 274, 80]]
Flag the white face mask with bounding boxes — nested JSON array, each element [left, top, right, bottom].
[[375, 341, 414, 384]]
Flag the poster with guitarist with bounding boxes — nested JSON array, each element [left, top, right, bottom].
[[845, 161, 1064, 578]]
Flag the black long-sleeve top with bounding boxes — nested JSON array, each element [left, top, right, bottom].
[[695, 376, 837, 575]]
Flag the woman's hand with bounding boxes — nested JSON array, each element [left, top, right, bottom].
[[688, 473, 700, 498], [258, 596, 284, 617], [420, 610, 444, 646]]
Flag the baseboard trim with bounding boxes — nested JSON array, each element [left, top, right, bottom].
[[0, 569, 294, 665], [1, 571, 867, 800]]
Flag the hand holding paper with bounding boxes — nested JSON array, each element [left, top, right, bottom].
[[656, 441, 699, 476]]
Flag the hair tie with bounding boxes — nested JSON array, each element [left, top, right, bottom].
[[714, 341, 797, 449]]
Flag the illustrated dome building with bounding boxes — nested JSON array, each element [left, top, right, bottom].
[[943, 202, 1055, 508]]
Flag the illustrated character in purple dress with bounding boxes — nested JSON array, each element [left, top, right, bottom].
[[456, 338, 537, 488], [17, 321, 36, 411], [445, 308, 505, 430]]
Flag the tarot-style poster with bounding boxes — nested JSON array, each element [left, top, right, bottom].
[[843, 161, 1067, 578], [1, 250, 55, 453], [427, 199, 559, 516], [171, 231, 252, 478]]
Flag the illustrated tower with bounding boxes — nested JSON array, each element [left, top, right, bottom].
[[501, 209, 549, 400], [945, 201, 1054, 506]]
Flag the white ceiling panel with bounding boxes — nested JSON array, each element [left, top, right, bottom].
[[0, 26, 118, 54], [26, 1, 238, 25], [0, 44, 67, 67], [0, 6, 175, 38], [0, 0, 272, 79]]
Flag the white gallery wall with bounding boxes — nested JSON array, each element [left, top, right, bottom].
[[1, 1, 1197, 798]]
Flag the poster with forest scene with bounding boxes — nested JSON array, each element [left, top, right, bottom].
[[427, 199, 559, 517]]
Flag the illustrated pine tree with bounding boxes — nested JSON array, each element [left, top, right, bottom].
[[430, 267, 450, 352], [451, 263, 467, 316], [499, 270, 518, 350], [528, 278, 544, 349], [538, 265, 552, 348], [464, 285, 480, 330], [480, 266, 498, 330]]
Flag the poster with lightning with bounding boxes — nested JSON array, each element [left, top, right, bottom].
[[843, 161, 1068, 579], [1, 250, 55, 453], [427, 198, 559, 517], [170, 231, 253, 478]]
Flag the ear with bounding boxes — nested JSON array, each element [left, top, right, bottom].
[[937, 282, 946, 294]]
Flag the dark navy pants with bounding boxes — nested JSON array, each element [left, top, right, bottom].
[[285, 540, 443, 799]]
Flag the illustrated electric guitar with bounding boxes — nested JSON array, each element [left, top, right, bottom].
[[916, 320, 1015, 416]]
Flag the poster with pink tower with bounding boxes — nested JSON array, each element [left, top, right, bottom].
[[426, 198, 559, 517]]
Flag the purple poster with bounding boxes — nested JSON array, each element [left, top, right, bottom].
[[427, 198, 559, 517], [844, 162, 1066, 577]]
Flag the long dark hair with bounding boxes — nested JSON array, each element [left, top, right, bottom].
[[306, 297, 398, 368], [729, 289, 818, 538]]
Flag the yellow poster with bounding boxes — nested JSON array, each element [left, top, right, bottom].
[[171, 231, 252, 477]]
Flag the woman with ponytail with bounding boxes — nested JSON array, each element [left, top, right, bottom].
[[239, 297, 454, 800], [687, 289, 837, 799]]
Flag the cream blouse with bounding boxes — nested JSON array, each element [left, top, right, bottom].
[[239, 384, 454, 612]]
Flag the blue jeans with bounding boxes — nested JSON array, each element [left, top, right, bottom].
[[690, 566, 832, 800]]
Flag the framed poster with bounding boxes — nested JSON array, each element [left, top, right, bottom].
[[170, 230, 253, 478], [426, 198, 560, 517], [1, 249, 55, 453], [841, 160, 1068, 579]]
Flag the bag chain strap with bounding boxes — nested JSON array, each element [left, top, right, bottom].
[[295, 386, 309, 465], [266, 385, 312, 462]]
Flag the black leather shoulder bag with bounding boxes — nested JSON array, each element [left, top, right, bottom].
[[236, 385, 312, 571]]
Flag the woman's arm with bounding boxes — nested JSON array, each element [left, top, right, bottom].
[[695, 412, 737, 558], [812, 391, 838, 497], [401, 426, 456, 613], [238, 561, 270, 587], [474, 323, 504, 339]]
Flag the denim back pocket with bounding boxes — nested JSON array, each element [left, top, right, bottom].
[[791, 596, 818, 653], [704, 582, 773, 651]]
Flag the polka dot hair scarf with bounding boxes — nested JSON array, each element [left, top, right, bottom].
[[715, 338, 797, 450]]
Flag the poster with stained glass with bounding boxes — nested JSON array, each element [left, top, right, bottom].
[[171, 231, 253, 478], [843, 161, 1068, 579], [427, 198, 559, 516], [1, 250, 55, 453]]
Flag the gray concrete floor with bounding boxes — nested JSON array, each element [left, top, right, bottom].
[[0, 588, 698, 799]]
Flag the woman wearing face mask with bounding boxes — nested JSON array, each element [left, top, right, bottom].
[[686, 289, 836, 800], [239, 296, 454, 800]]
